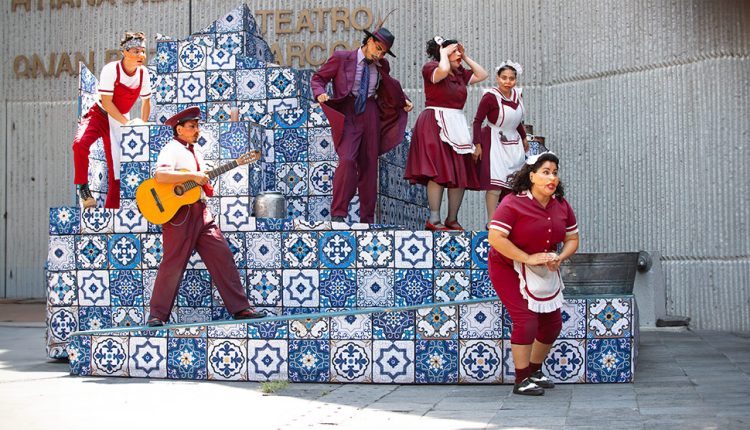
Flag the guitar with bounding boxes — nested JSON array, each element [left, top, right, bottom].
[[136, 150, 261, 225]]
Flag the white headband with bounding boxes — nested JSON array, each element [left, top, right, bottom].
[[526, 151, 556, 165], [433, 36, 445, 45], [496, 60, 523, 75]]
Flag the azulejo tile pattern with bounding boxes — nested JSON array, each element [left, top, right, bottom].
[[57, 7, 637, 385]]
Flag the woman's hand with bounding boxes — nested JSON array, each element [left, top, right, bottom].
[[523, 138, 530, 152], [545, 253, 561, 271], [317, 93, 330, 104], [404, 100, 414, 112], [472, 144, 482, 162], [525, 252, 556, 266], [439, 44, 457, 59], [457, 43, 465, 59]]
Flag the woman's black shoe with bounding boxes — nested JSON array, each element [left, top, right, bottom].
[[513, 378, 545, 396], [529, 370, 555, 389]]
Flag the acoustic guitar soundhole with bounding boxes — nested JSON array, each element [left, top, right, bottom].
[[174, 185, 185, 196]]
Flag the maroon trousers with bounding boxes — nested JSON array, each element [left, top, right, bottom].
[[331, 97, 380, 223], [489, 264, 562, 345], [149, 202, 250, 321], [72, 106, 121, 209]]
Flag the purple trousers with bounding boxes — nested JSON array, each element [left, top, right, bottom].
[[149, 201, 250, 321], [331, 97, 380, 223]]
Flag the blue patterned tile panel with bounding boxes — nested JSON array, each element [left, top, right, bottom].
[[319, 269, 357, 307], [459, 302, 503, 339], [372, 340, 414, 383], [288, 339, 329, 382], [77, 270, 111, 306], [207, 338, 248, 380], [470, 270, 495, 299], [416, 305, 458, 340], [356, 268, 395, 307], [415, 340, 458, 383], [47, 271, 77, 307], [560, 298, 587, 339], [330, 312, 372, 340], [319, 231, 356, 269], [48, 235, 76, 271], [330, 340, 372, 382], [168, 337, 208, 380], [545, 339, 586, 383], [394, 231, 433, 269], [394, 269, 433, 307], [471, 232, 489, 269], [78, 306, 112, 332], [247, 339, 288, 380], [434, 269, 471, 303], [108, 234, 141, 270], [586, 338, 633, 383], [91, 336, 129, 376], [282, 232, 318, 268], [459, 340, 503, 383], [282, 269, 320, 307], [587, 297, 632, 338], [372, 310, 415, 340], [434, 231, 471, 269], [357, 231, 394, 268], [50, 207, 81, 235], [67, 335, 92, 375], [129, 336, 168, 378], [156, 41, 178, 74], [75, 234, 108, 270], [110, 270, 144, 306]]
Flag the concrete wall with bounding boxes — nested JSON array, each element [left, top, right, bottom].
[[2, 0, 749, 329]]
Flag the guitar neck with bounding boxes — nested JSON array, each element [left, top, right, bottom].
[[182, 160, 239, 191]]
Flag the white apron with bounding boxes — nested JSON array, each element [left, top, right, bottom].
[[487, 88, 525, 188], [107, 115, 128, 180], [427, 107, 475, 154], [513, 261, 565, 313]]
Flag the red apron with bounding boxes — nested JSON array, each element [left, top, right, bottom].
[[72, 61, 143, 209]]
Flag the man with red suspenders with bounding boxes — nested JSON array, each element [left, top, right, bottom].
[[72, 31, 152, 209], [146, 107, 263, 326]]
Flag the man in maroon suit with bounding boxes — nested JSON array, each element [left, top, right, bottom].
[[311, 27, 413, 224]]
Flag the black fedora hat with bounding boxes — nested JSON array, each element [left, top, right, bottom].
[[363, 27, 396, 57]]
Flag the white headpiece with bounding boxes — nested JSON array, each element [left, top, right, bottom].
[[526, 151, 556, 165], [433, 36, 445, 45], [496, 60, 523, 75]]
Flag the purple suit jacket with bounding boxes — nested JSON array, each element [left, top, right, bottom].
[[311, 49, 409, 155]]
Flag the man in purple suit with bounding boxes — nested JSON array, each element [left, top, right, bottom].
[[311, 27, 413, 224]]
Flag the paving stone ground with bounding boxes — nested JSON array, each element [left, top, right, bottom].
[[1, 303, 749, 430]]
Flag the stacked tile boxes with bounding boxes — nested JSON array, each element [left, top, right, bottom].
[[52, 4, 637, 383], [77, 4, 427, 229], [49, 210, 638, 383]]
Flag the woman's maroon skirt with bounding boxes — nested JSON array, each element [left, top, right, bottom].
[[404, 110, 480, 189]]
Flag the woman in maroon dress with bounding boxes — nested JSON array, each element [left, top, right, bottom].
[[488, 152, 579, 395], [404, 36, 488, 230]]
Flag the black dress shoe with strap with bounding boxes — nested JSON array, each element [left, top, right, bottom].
[[512, 378, 545, 396], [529, 370, 555, 389]]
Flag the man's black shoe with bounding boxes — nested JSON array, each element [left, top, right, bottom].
[[331, 216, 346, 222], [146, 316, 164, 327], [233, 308, 265, 320]]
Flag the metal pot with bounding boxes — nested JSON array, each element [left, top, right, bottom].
[[253, 191, 287, 218]]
